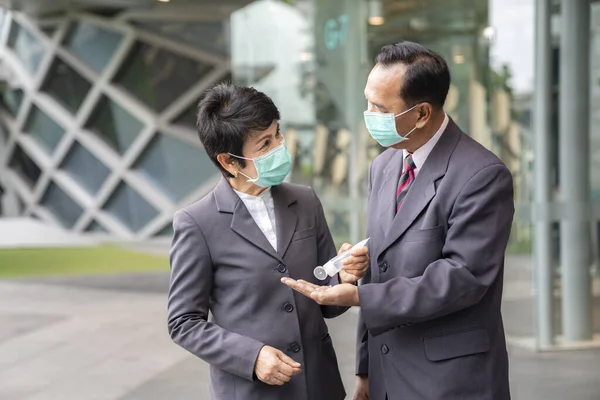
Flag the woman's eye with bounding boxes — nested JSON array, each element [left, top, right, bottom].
[[263, 140, 270, 148]]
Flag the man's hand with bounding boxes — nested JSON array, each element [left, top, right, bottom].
[[281, 279, 360, 306], [254, 345, 302, 385], [353, 376, 369, 400], [337, 243, 370, 284]]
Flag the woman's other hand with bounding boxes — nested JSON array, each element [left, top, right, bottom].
[[353, 375, 370, 400], [254, 345, 301, 385], [338, 243, 370, 284]]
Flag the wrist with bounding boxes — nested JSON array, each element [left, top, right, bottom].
[[353, 285, 360, 306]]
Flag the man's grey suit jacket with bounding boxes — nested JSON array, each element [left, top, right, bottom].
[[357, 120, 514, 400], [168, 179, 346, 400]]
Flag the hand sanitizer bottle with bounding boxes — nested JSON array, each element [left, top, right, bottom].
[[313, 238, 370, 280]]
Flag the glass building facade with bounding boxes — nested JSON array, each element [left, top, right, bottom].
[[0, 0, 597, 253]]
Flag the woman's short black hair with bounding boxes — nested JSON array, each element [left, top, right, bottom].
[[376, 41, 450, 109], [196, 83, 280, 178]]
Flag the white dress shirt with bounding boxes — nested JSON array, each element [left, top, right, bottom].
[[403, 113, 449, 175], [234, 187, 278, 251]]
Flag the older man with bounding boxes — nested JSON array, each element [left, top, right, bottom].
[[284, 41, 514, 400]]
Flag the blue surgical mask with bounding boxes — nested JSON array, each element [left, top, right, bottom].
[[363, 103, 419, 147], [228, 141, 292, 188]]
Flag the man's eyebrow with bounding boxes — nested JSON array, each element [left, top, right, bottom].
[[365, 93, 386, 109]]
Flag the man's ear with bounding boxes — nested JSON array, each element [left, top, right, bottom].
[[415, 103, 433, 129], [217, 153, 238, 177]]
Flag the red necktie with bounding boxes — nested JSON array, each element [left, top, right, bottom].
[[396, 154, 416, 213]]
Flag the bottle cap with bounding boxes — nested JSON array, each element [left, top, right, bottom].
[[313, 266, 328, 280]]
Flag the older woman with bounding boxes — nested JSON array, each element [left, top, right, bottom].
[[167, 83, 369, 400]]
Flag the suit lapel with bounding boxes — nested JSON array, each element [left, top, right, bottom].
[[379, 120, 462, 255], [272, 185, 298, 258], [214, 178, 282, 262]]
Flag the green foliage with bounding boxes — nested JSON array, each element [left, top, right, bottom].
[[0, 245, 168, 278]]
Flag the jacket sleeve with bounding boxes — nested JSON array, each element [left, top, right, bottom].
[[167, 210, 264, 381], [356, 163, 374, 376], [310, 188, 350, 319], [358, 164, 514, 336]]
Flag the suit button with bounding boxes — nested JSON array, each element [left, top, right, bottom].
[[284, 303, 294, 313], [277, 264, 287, 273], [381, 344, 389, 354], [379, 262, 389, 273], [290, 342, 301, 353]]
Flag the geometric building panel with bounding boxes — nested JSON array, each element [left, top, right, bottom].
[[102, 181, 159, 232], [1, 88, 24, 117], [171, 102, 198, 130], [113, 41, 213, 112], [0, 121, 8, 144], [9, 145, 41, 189], [130, 20, 230, 56], [41, 58, 92, 115], [40, 182, 84, 228], [63, 21, 123, 73], [85, 95, 144, 155], [84, 220, 108, 233], [154, 222, 174, 238], [40, 25, 57, 38], [23, 105, 65, 154], [7, 21, 45, 75], [171, 72, 232, 131], [134, 133, 217, 202], [59, 142, 111, 195], [0, 9, 231, 239]]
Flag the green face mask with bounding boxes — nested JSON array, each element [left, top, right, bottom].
[[363, 103, 419, 147], [228, 141, 292, 188]]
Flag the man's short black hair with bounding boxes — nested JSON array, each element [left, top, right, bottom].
[[376, 41, 450, 109], [196, 83, 280, 178]]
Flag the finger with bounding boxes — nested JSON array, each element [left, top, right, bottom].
[[291, 366, 302, 376], [282, 278, 319, 290], [310, 289, 335, 305], [276, 361, 295, 377], [343, 256, 370, 267], [273, 370, 292, 383], [277, 351, 302, 368], [280, 277, 296, 285], [341, 271, 361, 280], [351, 246, 369, 257], [281, 278, 307, 294], [343, 253, 369, 264], [297, 279, 320, 290], [338, 243, 352, 254], [266, 375, 286, 386], [281, 278, 320, 298]]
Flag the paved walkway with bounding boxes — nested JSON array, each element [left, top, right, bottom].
[[1, 259, 600, 399]]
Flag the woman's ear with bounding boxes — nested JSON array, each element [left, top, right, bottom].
[[216, 153, 238, 177]]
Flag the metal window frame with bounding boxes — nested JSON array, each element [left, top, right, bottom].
[[0, 9, 230, 238]]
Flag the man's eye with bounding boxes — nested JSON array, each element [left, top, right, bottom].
[[263, 140, 270, 148]]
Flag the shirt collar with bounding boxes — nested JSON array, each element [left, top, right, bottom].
[[404, 113, 449, 170], [234, 187, 272, 201]]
